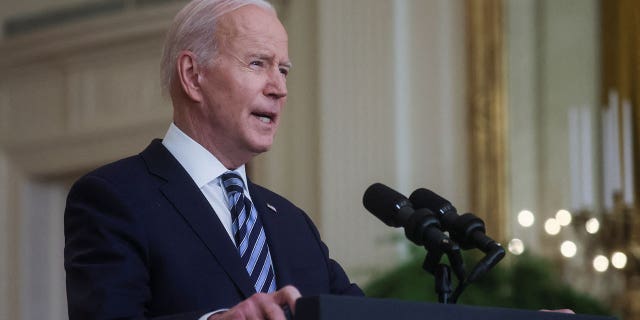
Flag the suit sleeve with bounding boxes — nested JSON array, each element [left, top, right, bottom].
[[64, 175, 209, 320], [65, 174, 151, 319], [300, 213, 365, 296]]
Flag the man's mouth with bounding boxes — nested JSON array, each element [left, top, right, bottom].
[[252, 112, 275, 124]]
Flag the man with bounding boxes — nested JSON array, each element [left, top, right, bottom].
[[64, 1, 363, 319]]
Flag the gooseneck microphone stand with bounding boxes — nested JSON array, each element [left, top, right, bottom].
[[421, 243, 465, 304], [419, 227, 505, 304], [421, 242, 505, 305]]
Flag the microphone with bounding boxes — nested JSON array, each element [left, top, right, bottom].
[[362, 183, 412, 228], [363, 183, 454, 253], [409, 188, 500, 252], [409, 188, 505, 283]]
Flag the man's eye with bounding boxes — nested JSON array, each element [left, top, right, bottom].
[[250, 60, 264, 67], [279, 68, 289, 77]]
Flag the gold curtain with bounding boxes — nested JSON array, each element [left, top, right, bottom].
[[602, 2, 640, 319], [601, 0, 640, 206], [466, 0, 507, 241]]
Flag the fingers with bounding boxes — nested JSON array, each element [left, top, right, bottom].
[[540, 309, 575, 314], [272, 285, 302, 313], [237, 293, 275, 320], [213, 286, 301, 320]]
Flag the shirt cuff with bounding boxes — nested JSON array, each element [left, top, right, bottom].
[[198, 308, 229, 320]]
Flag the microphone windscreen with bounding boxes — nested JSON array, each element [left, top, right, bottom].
[[409, 188, 452, 214], [362, 183, 411, 227]]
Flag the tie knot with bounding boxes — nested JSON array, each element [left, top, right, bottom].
[[221, 171, 245, 194]]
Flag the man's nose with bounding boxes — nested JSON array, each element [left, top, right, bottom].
[[264, 68, 287, 100]]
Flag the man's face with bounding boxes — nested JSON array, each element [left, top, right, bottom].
[[197, 5, 290, 164]]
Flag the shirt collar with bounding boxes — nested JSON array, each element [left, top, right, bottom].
[[161, 123, 248, 188]]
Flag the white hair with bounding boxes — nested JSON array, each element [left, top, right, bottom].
[[160, 0, 275, 96]]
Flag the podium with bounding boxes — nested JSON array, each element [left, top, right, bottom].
[[294, 295, 616, 320]]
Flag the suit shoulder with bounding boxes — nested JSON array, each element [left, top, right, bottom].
[[75, 140, 166, 186], [81, 154, 147, 184]]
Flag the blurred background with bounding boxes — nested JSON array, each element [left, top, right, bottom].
[[0, 0, 638, 319]]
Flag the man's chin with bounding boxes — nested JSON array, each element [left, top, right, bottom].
[[243, 132, 277, 156], [249, 141, 274, 155]]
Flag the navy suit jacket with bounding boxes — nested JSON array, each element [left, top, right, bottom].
[[64, 140, 363, 320]]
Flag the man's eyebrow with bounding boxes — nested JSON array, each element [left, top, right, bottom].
[[249, 53, 292, 69]]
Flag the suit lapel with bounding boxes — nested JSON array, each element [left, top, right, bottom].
[[248, 181, 294, 288], [141, 140, 255, 298]]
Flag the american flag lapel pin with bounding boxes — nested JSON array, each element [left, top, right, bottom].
[[266, 203, 277, 213]]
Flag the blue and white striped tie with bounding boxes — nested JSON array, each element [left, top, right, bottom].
[[221, 171, 276, 293]]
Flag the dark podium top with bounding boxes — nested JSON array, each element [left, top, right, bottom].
[[295, 295, 616, 320]]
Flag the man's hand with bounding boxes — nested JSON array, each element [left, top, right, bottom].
[[208, 286, 301, 320]]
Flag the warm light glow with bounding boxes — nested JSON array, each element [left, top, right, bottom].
[[560, 241, 577, 258], [585, 218, 600, 234], [517, 210, 535, 227], [611, 252, 627, 269], [544, 218, 561, 235], [555, 209, 572, 226], [508, 238, 525, 255], [593, 255, 609, 272]]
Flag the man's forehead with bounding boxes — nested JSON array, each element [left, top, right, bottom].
[[216, 5, 287, 40], [215, 5, 289, 60]]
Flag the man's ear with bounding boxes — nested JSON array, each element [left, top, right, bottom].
[[176, 51, 204, 102]]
